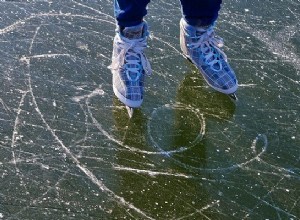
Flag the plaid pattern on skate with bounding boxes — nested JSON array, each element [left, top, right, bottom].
[[180, 19, 238, 94], [113, 65, 145, 101], [195, 52, 237, 91]]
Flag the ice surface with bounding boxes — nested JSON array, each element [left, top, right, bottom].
[[0, 0, 299, 219]]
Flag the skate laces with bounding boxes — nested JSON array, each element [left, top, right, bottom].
[[187, 27, 227, 72], [109, 34, 151, 82]]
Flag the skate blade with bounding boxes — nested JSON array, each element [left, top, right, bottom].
[[228, 93, 238, 101], [126, 106, 134, 118], [184, 55, 193, 64], [186, 57, 192, 64]]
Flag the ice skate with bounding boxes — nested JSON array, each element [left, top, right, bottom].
[[109, 21, 151, 118], [180, 18, 238, 96]]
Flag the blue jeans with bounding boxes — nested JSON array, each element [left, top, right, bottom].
[[114, 0, 222, 27]]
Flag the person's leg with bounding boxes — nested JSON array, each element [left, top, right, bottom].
[[179, 0, 238, 96], [110, 0, 152, 111], [114, 0, 150, 27], [179, 0, 222, 27]]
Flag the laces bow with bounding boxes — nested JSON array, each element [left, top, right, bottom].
[[109, 34, 151, 81], [187, 27, 227, 72]]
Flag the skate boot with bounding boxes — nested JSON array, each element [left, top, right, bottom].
[[109, 21, 151, 117], [180, 18, 238, 99]]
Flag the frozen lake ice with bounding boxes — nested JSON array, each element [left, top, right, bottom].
[[0, 0, 299, 219]]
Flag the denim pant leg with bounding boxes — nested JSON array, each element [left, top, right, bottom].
[[114, 0, 150, 27], [179, 0, 222, 26]]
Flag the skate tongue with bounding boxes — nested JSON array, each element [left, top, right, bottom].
[[196, 25, 210, 32], [122, 23, 144, 39]]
